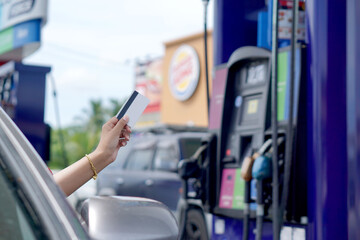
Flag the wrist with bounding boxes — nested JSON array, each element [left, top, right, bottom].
[[89, 149, 113, 169], [85, 154, 98, 180]]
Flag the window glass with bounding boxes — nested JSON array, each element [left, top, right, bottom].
[[180, 138, 202, 159], [154, 143, 178, 171], [124, 148, 154, 171], [0, 164, 38, 239]]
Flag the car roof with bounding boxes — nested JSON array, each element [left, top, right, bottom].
[[132, 131, 208, 141]]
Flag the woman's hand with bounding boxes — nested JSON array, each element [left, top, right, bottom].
[[95, 115, 131, 163], [54, 115, 131, 196]]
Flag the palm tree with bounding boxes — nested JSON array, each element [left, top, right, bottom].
[[88, 99, 106, 130]]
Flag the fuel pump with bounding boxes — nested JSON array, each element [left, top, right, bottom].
[[179, 44, 308, 240], [178, 41, 308, 239], [178, 46, 273, 239], [215, 46, 272, 225]]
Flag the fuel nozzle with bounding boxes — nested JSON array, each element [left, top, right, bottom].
[[240, 139, 273, 181], [250, 137, 284, 240], [252, 137, 285, 180]]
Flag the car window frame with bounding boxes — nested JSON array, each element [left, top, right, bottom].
[[0, 160, 40, 239], [122, 138, 157, 171], [0, 108, 89, 240]]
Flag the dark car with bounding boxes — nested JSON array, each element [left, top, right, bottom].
[[0, 107, 178, 240], [97, 129, 211, 240]]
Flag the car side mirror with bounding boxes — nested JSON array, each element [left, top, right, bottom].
[[80, 196, 179, 240]]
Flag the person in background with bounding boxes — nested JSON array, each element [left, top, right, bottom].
[[54, 115, 131, 196]]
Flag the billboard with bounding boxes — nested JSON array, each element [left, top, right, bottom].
[[135, 58, 163, 113]]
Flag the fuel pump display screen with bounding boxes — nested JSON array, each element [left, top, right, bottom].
[[239, 95, 262, 126], [245, 62, 266, 85]]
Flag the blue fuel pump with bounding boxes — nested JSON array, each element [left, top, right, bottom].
[[181, 44, 308, 240]]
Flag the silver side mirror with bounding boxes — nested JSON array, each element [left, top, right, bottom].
[[80, 196, 179, 240]]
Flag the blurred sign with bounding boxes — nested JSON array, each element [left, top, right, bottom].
[[278, 0, 306, 40], [135, 58, 163, 113], [0, 0, 48, 31], [0, 0, 47, 60], [169, 44, 200, 101], [209, 65, 227, 130], [0, 19, 41, 57], [0, 71, 18, 119]]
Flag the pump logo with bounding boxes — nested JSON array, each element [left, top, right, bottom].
[[169, 44, 200, 101]]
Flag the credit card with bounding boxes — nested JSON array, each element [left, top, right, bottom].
[[116, 90, 150, 127]]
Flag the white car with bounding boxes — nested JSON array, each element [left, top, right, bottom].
[[0, 107, 178, 240]]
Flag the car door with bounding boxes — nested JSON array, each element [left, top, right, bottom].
[[114, 139, 156, 198], [0, 107, 89, 239], [143, 139, 182, 211]]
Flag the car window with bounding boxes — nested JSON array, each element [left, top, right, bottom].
[[179, 138, 203, 159], [154, 142, 178, 171], [0, 163, 39, 240], [124, 148, 154, 171]]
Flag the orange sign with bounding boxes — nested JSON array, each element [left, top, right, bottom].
[[169, 45, 200, 101]]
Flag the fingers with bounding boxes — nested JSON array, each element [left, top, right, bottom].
[[125, 125, 131, 133], [120, 131, 130, 141], [120, 125, 132, 139], [102, 116, 118, 130], [108, 116, 118, 124], [104, 116, 130, 149], [118, 132, 129, 148], [114, 115, 129, 133]]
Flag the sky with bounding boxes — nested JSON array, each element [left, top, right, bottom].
[[23, 0, 214, 128]]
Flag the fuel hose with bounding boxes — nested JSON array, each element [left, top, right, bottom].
[[271, 0, 281, 238], [279, 0, 299, 228]]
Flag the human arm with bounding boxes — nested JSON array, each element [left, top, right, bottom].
[[53, 115, 131, 196]]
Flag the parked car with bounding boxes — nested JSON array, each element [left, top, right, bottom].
[[0, 107, 178, 240], [96, 129, 211, 240]]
